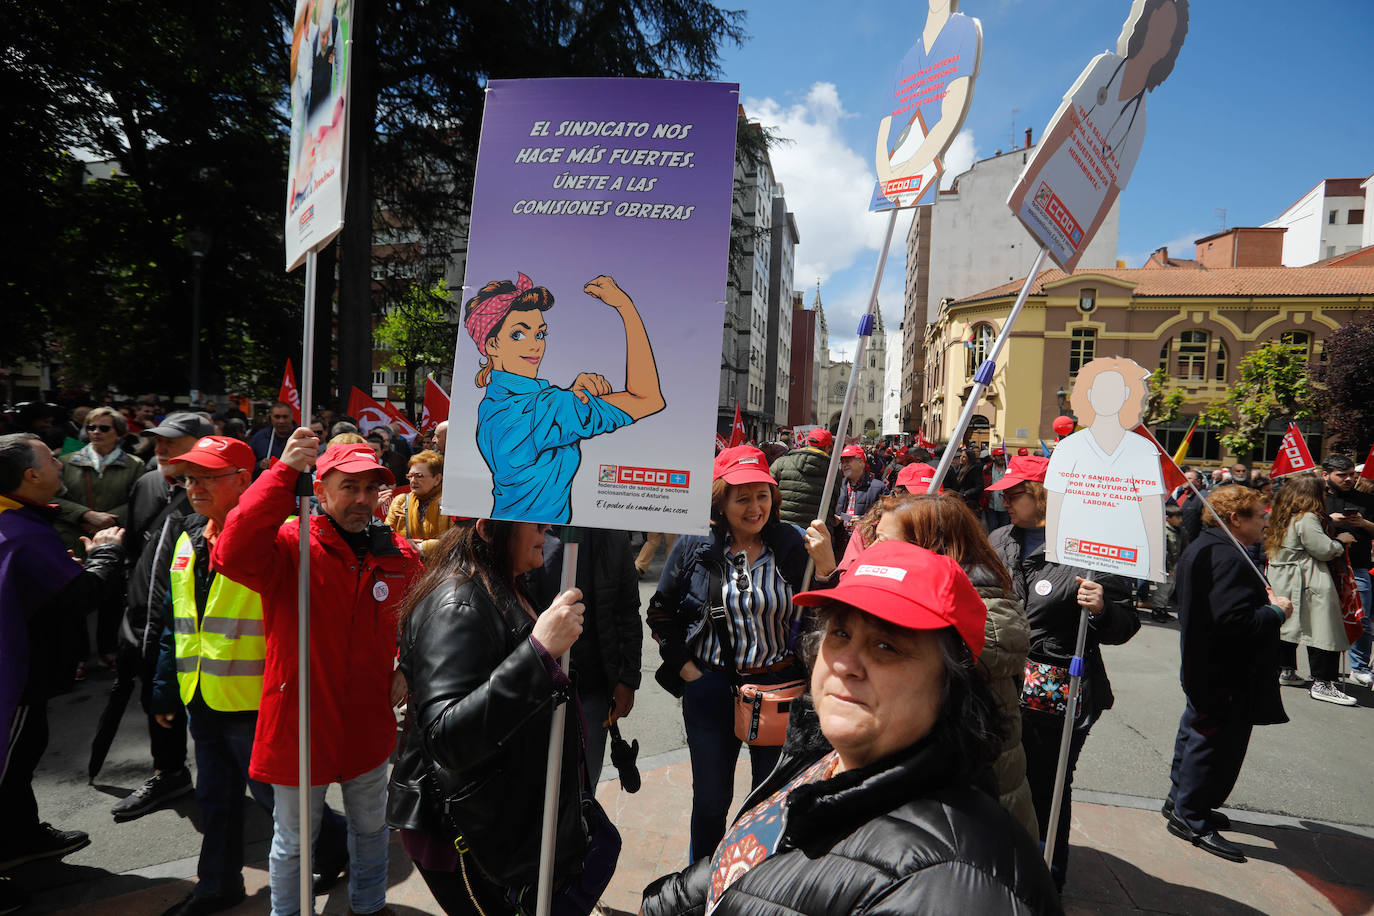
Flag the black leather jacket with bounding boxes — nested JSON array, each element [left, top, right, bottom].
[[642, 718, 1062, 916], [386, 574, 585, 892]]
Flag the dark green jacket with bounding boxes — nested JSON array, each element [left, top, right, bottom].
[[769, 447, 838, 528]]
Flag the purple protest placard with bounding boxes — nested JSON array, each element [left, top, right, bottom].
[[441, 78, 738, 533]]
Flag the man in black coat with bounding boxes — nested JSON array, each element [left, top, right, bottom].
[[1165, 486, 1292, 863]]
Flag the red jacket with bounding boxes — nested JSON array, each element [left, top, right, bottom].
[[212, 460, 421, 786]]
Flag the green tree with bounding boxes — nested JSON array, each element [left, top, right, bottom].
[[373, 280, 458, 419], [1200, 340, 1313, 459], [1143, 368, 1185, 426], [1312, 317, 1374, 455]]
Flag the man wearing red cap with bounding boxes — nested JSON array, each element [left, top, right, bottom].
[[769, 428, 838, 531], [835, 444, 887, 557], [149, 437, 347, 916], [214, 429, 421, 916]]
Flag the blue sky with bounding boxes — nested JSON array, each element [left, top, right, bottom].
[[715, 0, 1374, 357]]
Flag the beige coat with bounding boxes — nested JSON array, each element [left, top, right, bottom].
[[384, 486, 455, 562], [1270, 512, 1346, 652], [976, 583, 1039, 842]]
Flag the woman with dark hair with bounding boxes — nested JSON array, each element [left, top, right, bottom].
[[987, 455, 1139, 891], [463, 273, 665, 523], [642, 541, 1060, 915], [646, 445, 826, 861], [386, 519, 617, 914], [1266, 474, 1357, 705]]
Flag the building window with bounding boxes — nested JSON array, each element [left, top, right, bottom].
[[1214, 340, 1228, 382], [1158, 342, 1170, 374], [1329, 209, 1338, 224], [1176, 330, 1209, 380], [868, 383, 876, 402], [1078, 288, 1097, 313], [1280, 330, 1311, 360], [966, 323, 994, 377], [1069, 328, 1096, 376], [1352, 209, 1365, 225]]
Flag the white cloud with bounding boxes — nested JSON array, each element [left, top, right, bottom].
[[940, 129, 978, 189]]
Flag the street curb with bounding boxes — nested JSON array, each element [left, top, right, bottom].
[[1073, 789, 1374, 840]]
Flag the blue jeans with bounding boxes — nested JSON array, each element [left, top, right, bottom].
[[1348, 569, 1372, 673], [269, 761, 390, 916], [580, 687, 610, 787], [681, 666, 786, 863]]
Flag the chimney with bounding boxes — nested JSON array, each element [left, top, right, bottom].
[[1024, 127, 1032, 149]]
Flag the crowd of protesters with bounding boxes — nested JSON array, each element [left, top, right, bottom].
[[2, 394, 1371, 915]]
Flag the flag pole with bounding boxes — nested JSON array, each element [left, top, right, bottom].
[[536, 526, 582, 916], [296, 247, 317, 915], [927, 245, 1048, 494], [1042, 597, 1090, 870], [800, 209, 899, 590]]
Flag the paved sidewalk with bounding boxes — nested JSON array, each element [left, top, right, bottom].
[[32, 752, 1373, 915]]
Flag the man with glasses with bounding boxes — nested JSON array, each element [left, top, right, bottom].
[[384, 449, 453, 561], [0, 434, 125, 913], [109, 412, 216, 822]]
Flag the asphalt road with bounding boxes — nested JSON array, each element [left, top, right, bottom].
[[15, 546, 1374, 912]]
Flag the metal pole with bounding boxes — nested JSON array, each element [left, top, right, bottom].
[[927, 246, 1049, 494], [800, 209, 899, 590], [536, 528, 582, 916], [297, 248, 317, 915], [1043, 602, 1090, 870], [190, 259, 204, 406]]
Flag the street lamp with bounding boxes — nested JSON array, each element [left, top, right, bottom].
[[186, 228, 212, 405]]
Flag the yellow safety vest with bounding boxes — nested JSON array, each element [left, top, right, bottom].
[[169, 530, 266, 712]]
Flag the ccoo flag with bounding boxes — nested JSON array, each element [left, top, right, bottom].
[[420, 377, 450, 433], [729, 404, 746, 448], [1270, 423, 1316, 478], [278, 360, 302, 423]]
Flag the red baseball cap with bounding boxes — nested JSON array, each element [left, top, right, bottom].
[[1017, 447, 1030, 456], [896, 461, 941, 492], [316, 443, 396, 485], [991, 447, 1006, 456], [807, 428, 834, 449], [986, 455, 1049, 490], [841, 444, 865, 459], [169, 436, 255, 473], [713, 445, 775, 486], [793, 540, 988, 659]]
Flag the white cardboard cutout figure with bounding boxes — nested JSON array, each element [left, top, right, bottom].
[[1007, 0, 1188, 270], [1045, 357, 1166, 581], [870, 0, 982, 211]]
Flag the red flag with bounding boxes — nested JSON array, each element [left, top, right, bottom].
[[714, 433, 727, 453], [1362, 444, 1374, 482], [382, 401, 420, 440], [420, 377, 450, 433], [1131, 424, 1188, 493], [278, 359, 302, 423], [347, 386, 391, 433], [1270, 423, 1316, 478], [729, 404, 746, 448], [916, 430, 936, 451]]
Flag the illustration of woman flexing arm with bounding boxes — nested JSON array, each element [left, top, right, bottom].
[[465, 273, 665, 523]]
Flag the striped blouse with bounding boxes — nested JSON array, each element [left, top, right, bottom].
[[691, 547, 801, 671]]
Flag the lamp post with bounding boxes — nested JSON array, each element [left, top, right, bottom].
[[187, 229, 212, 406]]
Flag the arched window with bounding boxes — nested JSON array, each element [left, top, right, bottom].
[[966, 323, 994, 377], [1177, 330, 1209, 380], [868, 383, 876, 402], [1214, 340, 1228, 382], [1158, 342, 1170, 374]]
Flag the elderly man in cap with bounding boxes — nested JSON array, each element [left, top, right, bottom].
[[150, 436, 347, 916], [770, 427, 838, 530], [213, 428, 421, 916], [108, 411, 219, 821], [983, 447, 1010, 531], [835, 443, 887, 558]]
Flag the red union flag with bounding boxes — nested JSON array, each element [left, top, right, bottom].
[[1130, 424, 1187, 493], [347, 386, 391, 434], [1270, 423, 1316, 478], [420, 377, 450, 433], [714, 433, 727, 453], [383, 401, 420, 440], [729, 404, 746, 448], [278, 359, 301, 423], [1363, 443, 1374, 482]]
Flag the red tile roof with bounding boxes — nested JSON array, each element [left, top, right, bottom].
[[958, 266, 1374, 304]]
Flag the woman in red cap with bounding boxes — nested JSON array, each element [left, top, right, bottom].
[[987, 455, 1139, 891], [646, 445, 830, 862], [643, 541, 1060, 915]]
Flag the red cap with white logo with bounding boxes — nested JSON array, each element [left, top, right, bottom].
[[841, 444, 865, 459], [713, 445, 775, 486], [169, 436, 255, 473], [792, 540, 987, 659], [316, 443, 396, 485]]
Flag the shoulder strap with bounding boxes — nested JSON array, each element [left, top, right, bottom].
[[704, 559, 739, 685]]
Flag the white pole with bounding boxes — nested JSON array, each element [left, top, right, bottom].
[[536, 530, 581, 916], [297, 248, 317, 915], [1042, 602, 1090, 870], [800, 209, 899, 590], [927, 246, 1049, 494]]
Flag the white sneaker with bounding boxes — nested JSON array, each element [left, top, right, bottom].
[[1310, 681, 1358, 706], [1351, 670, 1373, 687]]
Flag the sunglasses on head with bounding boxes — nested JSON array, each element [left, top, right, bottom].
[[86, 423, 114, 432]]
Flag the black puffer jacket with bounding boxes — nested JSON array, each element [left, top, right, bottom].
[[989, 525, 1139, 718], [641, 719, 1062, 916], [387, 575, 585, 894]]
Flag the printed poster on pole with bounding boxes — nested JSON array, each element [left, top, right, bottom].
[[1043, 357, 1168, 581], [442, 78, 738, 534], [285, 0, 352, 271], [869, 3, 982, 212], [1007, 0, 1189, 270]]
